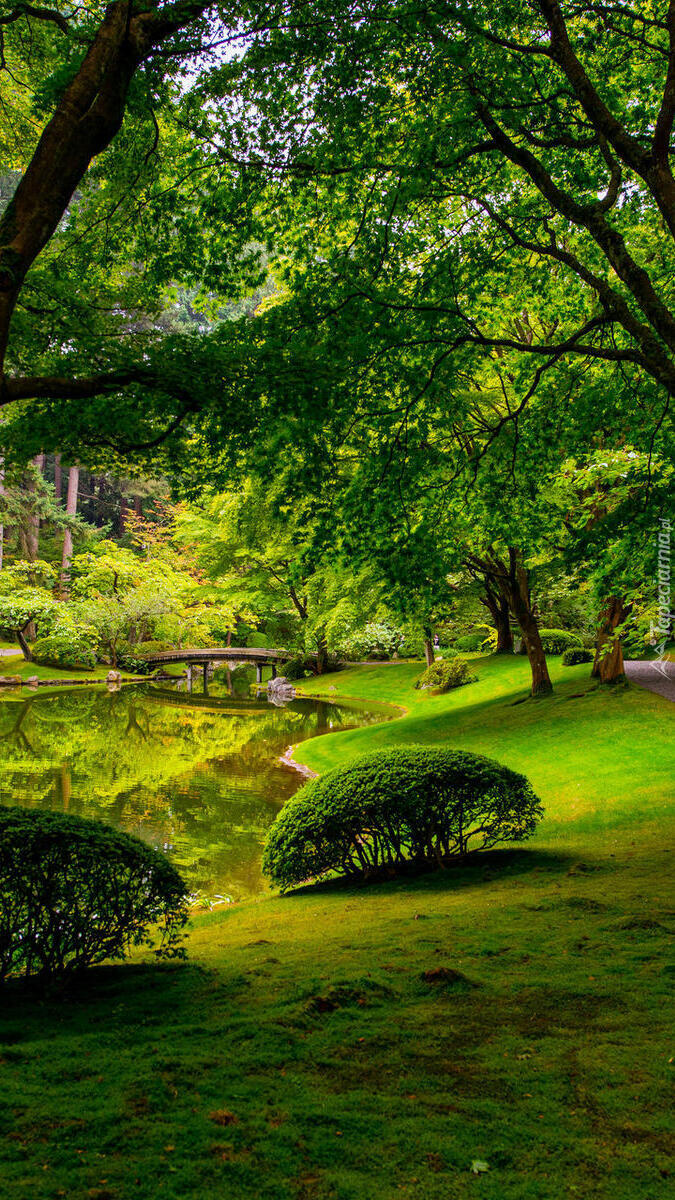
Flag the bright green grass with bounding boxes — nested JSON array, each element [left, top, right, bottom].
[[0, 653, 142, 684], [0, 658, 673, 1199], [295, 657, 674, 851]]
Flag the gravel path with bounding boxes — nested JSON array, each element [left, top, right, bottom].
[[0, 647, 17, 657], [625, 659, 675, 703]]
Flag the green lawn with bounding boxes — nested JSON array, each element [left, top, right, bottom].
[[0, 658, 673, 1199], [0, 652, 142, 685]]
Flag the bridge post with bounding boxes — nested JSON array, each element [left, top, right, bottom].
[[255, 663, 263, 685], [270, 661, 277, 679], [203, 663, 208, 694]]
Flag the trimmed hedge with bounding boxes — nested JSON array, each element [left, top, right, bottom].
[[416, 657, 477, 693], [262, 746, 543, 890], [536, 629, 584, 654], [0, 807, 188, 984], [32, 635, 97, 671], [454, 632, 486, 652], [562, 647, 594, 666], [517, 629, 584, 655]]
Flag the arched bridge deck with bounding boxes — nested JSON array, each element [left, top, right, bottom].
[[139, 647, 296, 684]]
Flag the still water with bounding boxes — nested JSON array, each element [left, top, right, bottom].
[[0, 673, 390, 900]]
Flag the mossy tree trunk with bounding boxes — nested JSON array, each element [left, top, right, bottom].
[[592, 596, 629, 683]]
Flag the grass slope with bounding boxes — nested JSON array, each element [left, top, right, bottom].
[[295, 657, 674, 852], [0, 658, 673, 1200]]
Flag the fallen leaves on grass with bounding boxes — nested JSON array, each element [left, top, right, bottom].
[[209, 1109, 239, 1127]]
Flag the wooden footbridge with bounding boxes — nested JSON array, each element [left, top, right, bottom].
[[139, 647, 296, 685]]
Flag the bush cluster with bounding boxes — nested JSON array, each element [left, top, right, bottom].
[[561, 647, 594, 666], [0, 807, 188, 985], [537, 629, 584, 654], [283, 657, 308, 681], [416, 657, 477, 693], [337, 622, 403, 661], [453, 632, 488, 653], [262, 747, 543, 890], [32, 635, 97, 671]]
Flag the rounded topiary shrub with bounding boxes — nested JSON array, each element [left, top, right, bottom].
[[454, 632, 486, 653], [0, 807, 189, 984], [539, 629, 584, 654], [262, 747, 543, 891], [416, 657, 476, 693], [32, 635, 96, 671], [561, 647, 594, 666]]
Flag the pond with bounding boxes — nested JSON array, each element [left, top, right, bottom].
[[0, 673, 392, 901]]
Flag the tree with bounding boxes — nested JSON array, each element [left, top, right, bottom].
[[60, 464, 80, 586], [0, 0, 272, 459], [0, 560, 58, 659], [227, 1, 675, 405], [551, 448, 674, 682]]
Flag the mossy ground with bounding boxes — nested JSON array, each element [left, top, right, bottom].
[[0, 657, 673, 1199]]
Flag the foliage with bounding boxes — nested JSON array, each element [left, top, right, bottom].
[[454, 633, 488, 653], [262, 747, 543, 890], [562, 648, 594, 667], [416, 657, 477, 693], [31, 635, 97, 671], [335, 622, 403, 662], [0, 807, 188, 984], [537, 629, 584, 655], [283, 657, 308, 682]]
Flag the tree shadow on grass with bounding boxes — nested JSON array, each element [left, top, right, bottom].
[[282, 846, 577, 901], [0, 959, 209, 1031]]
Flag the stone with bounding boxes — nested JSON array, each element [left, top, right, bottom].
[[0, 675, 22, 686], [266, 675, 295, 704], [106, 670, 122, 684], [25, 675, 39, 687]]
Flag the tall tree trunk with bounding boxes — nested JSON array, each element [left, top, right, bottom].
[[0, 452, 4, 571], [480, 579, 514, 654], [53, 453, 62, 501], [494, 600, 514, 654], [25, 453, 45, 561], [316, 629, 329, 675], [592, 596, 628, 683], [493, 550, 553, 696], [60, 464, 79, 587], [423, 626, 434, 668]]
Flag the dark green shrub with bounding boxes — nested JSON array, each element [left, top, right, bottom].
[[539, 629, 583, 654], [137, 640, 175, 655], [416, 657, 476, 692], [117, 652, 155, 674], [562, 647, 594, 666], [262, 747, 543, 890], [454, 632, 486, 652], [283, 657, 307, 681], [0, 807, 188, 984], [32, 635, 96, 671]]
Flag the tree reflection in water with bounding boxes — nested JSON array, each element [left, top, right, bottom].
[[0, 677, 389, 899]]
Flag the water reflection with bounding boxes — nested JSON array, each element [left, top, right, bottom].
[[0, 675, 389, 899]]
